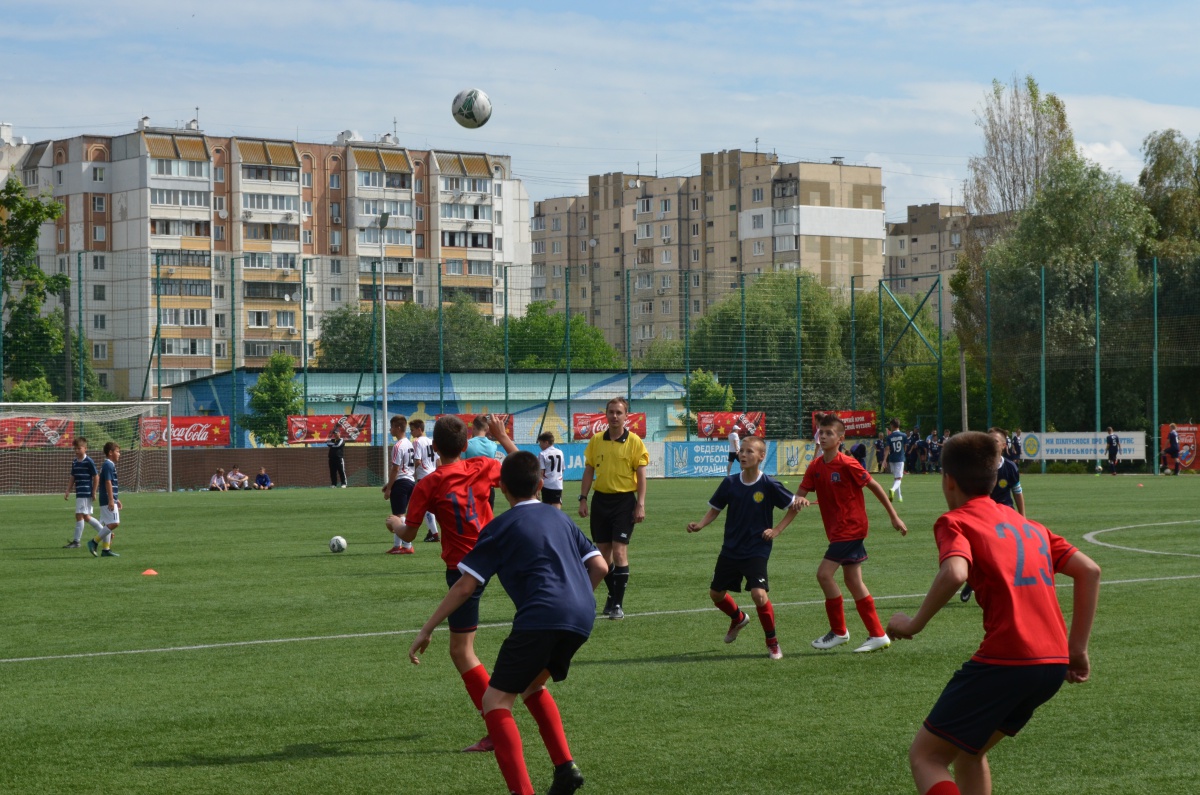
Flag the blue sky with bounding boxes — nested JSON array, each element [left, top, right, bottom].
[[4, 0, 1199, 220]]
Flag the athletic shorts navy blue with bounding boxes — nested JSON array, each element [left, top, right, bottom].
[[710, 553, 770, 593], [824, 539, 868, 565], [489, 630, 589, 695], [924, 660, 1067, 754], [444, 569, 486, 633], [590, 491, 636, 545], [389, 478, 414, 516]]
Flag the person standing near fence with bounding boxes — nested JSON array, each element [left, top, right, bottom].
[[1162, 423, 1182, 475], [1105, 427, 1121, 477], [886, 419, 907, 502], [726, 427, 741, 476], [327, 427, 347, 488], [63, 437, 108, 549], [578, 397, 648, 621]]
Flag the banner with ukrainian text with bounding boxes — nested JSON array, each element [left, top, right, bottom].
[[695, 412, 766, 439], [140, 416, 231, 448], [1160, 424, 1197, 470], [1020, 431, 1146, 461], [287, 415, 372, 445], [811, 410, 877, 437], [0, 417, 75, 448]]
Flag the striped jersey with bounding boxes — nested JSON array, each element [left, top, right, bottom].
[[71, 456, 98, 498], [99, 458, 118, 504]]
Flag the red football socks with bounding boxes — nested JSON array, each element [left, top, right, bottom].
[[714, 593, 741, 619], [524, 687, 572, 766], [925, 780, 961, 795], [855, 595, 885, 638], [756, 601, 776, 643], [483, 708, 533, 795], [824, 596, 848, 635], [461, 664, 490, 715]]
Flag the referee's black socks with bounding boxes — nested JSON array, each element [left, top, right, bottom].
[[611, 566, 630, 608]]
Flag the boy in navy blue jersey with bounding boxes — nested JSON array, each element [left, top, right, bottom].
[[410, 451, 608, 795], [63, 436, 108, 549], [687, 436, 799, 659], [886, 419, 907, 501]]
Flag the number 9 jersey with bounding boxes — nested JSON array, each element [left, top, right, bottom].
[[405, 457, 503, 569], [934, 496, 1078, 666]]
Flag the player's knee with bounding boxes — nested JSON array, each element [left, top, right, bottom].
[[749, 588, 769, 607], [708, 589, 726, 603]]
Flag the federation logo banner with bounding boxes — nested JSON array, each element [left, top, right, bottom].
[[287, 415, 373, 445], [573, 413, 647, 441], [0, 417, 75, 448], [1161, 424, 1197, 470], [811, 410, 877, 437], [696, 412, 766, 439], [438, 414, 515, 438], [140, 416, 231, 447]]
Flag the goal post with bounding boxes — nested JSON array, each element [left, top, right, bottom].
[[0, 401, 172, 495]]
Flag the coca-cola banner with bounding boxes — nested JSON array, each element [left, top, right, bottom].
[[811, 410, 877, 437], [287, 414, 372, 445], [140, 416, 231, 447], [0, 417, 75, 448], [438, 414, 515, 438], [695, 412, 766, 439], [572, 413, 647, 441]]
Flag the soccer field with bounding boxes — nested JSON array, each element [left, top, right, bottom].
[[2, 474, 1197, 794]]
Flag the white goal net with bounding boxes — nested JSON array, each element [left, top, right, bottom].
[[0, 402, 172, 495]]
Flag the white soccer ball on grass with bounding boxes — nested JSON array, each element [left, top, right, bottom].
[[329, 535, 347, 554]]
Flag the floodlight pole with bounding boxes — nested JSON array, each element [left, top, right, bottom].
[[230, 255, 246, 449], [302, 257, 311, 416], [379, 211, 390, 479]]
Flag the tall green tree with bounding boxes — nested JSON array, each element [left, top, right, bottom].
[[1, 177, 66, 395], [7, 376, 55, 403], [507, 301, 622, 370], [1138, 129, 1200, 260], [240, 351, 303, 446]]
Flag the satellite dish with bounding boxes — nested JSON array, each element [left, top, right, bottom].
[[283, 294, 293, 302], [635, 180, 642, 188], [218, 209, 228, 219], [588, 238, 598, 248]]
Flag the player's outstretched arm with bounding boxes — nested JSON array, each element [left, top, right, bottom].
[[790, 489, 811, 511], [687, 507, 721, 533], [887, 555, 967, 639], [866, 477, 907, 535], [1061, 551, 1101, 683], [486, 414, 518, 455], [409, 573, 481, 664]]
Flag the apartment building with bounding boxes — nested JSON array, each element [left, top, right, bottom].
[[531, 150, 885, 358], [0, 120, 531, 398]]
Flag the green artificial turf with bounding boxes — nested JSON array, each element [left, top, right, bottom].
[[1, 473, 1197, 793]]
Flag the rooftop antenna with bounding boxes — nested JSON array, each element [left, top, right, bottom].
[[393, 116, 398, 138], [195, 107, 199, 128], [755, 137, 759, 154]]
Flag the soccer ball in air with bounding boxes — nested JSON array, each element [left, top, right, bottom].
[[329, 535, 347, 554], [452, 88, 492, 129]]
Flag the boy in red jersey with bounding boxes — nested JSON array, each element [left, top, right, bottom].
[[795, 414, 907, 653], [400, 414, 518, 753], [886, 431, 1100, 795]]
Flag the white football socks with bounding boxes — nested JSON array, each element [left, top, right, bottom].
[[74, 520, 85, 543]]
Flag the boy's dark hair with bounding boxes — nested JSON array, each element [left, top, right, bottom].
[[888, 418, 900, 430], [432, 415, 469, 458], [390, 415, 408, 434], [472, 415, 489, 431], [537, 431, 555, 444], [500, 451, 542, 499], [103, 441, 118, 456], [409, 418, 425, 433], [819, 414, 846, 435], [74, 436, 88, 447], [987, 426, 1009, 439], [941, 431, 1000, 497]]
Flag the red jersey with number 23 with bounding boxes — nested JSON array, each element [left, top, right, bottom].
[[799, 452, 873, 542], [935, 496, 1078, 666], [406, 457, 502, 569]]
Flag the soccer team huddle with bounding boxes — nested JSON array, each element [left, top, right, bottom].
[[388, 400, 1101, 795]]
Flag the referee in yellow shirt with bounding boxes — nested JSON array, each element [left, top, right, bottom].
[[578, 396, 649, 620]]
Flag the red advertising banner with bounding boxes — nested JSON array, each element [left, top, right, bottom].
[[0, 417, 75, 448], [695, 412, 767, 439], [812, 410, 878, 437], [438, 414, 516, 438], [1160, 424, 1198, 471], [573, 412, 647, 441], [288, 414, 373, 445], [140, 416, 232, 447]]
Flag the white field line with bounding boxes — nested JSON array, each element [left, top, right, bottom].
[[1082, 519, 1200, 558], [3, 573, 1197, 665]]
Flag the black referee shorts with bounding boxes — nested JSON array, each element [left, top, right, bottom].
[[590, 491, 636, 545]]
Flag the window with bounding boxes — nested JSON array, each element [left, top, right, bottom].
[[659, 198, 671, 212], [951, 232, 961, 247], [691, 223, 699, 237], [580, 240, 588, 252], [214, 313, 226, 329], [581, 287, 587, 299], [330, 230, 342, 247], [55, 169, 63, 185], [660, 274, 672, 289], [415, 206, 424, 221], [898, 239, 906, 250], [578, 215, 587, 232], [329, 173, 341, 189], [661, 300, 672, 315], [752, 187, 764, 203], [551, 241, 562, 254], [214, 284, 224, 299], [753, 240, 765, 256], [661, 224, 672, 239], [691, 249, 699, 262], [98, 373, 108, 388], [661, 250, 672, 264], [774, 235, 797, 252], [214, 225, 225, 241], [214, 166, 225, 183], [467, 260, 493, 276], [693, 299, 701, 314], [640, 300, 654, 315], [302, 201, 312, 216], [215, 342, 227, 358], [951, 253, 958, 265], [637, 223, 653, 240], [553, 265, 562, 277], [414, 178, 423, 193], [445, 259, 464, 275], [302, 230, 312, 244], [182, 309, 207, 326], [329, 259, 342, 274], [93, 196, 105, 213], [691, 273, 700, 287], [752, 214, 764, 229], [531, 216, 545, 231], [152, 189, 211, 207], [92, 167, 105, 182], [93, 342, 108, 359], [330, 287, 342, 302], [532, 241, 546, 254], [415, 233, 424, 249], [899, 258, 907, 270], [156, 159, 210, 178], [773, 208, 795, 225], [276, 311, 296, 328], [248, 311, 270, 328], [92, 255, 105, 270], [302, 172, 312, 187], [93, 285, 106, 301], [691, 198, 699, 211], [93, 226, 106, 242], [93, 314, 106, 330], [637, 274, 652, 289], [637, 198, 651, 214], [550, 217, 561, 232]]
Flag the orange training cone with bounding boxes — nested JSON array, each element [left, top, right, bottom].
[[142, 569, 158, 576]]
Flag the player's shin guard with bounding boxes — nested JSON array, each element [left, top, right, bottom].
[[713, 593, 741, 619], [611, 565, 630, 608], [461, 664, 490, 716], [483, 709, 533, 795], [86, 515, 107, 535], [523, 687, 571, 766], [74, 520, 85, 543], [855, 595, 886, 638], [756, 601, 777, 644], [824, 596, 847, 635], [925, 781, 961, 795]]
